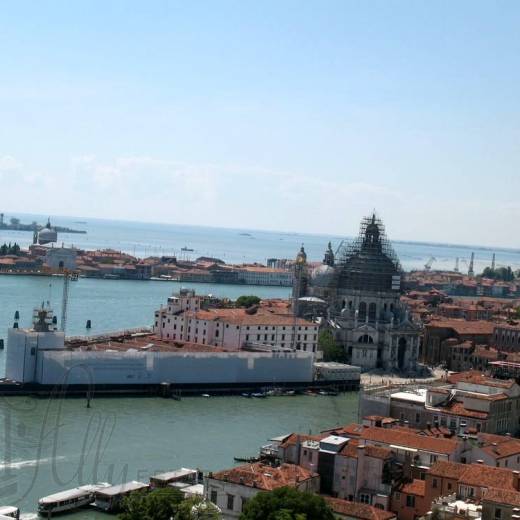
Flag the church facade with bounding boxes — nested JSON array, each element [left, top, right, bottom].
[[293, 214, 421, 372]]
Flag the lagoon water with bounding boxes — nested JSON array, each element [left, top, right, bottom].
[[0, 393, 358, 518], [0, 213, 519, 516]]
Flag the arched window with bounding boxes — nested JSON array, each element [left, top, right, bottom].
[[359, 302, 367, 321], [368, 303, 377, 322], [358, 334, 374, 344]]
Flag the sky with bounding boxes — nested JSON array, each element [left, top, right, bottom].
[[0, 0, 519, 247]]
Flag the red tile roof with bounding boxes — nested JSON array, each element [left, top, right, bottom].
[[360, 427, 459, 455], [429, 461, 466, 480], [426, 319, 496, 335], [279, 433, 326, 449], [399, 479, 426, 497], [458, 464, 517, 490], [483, 488, 520, 507], [325, 497, 397, 520], [447, 370, 516, 389], [481, 439, 520, 460], [184, 308, 314, 326], [432, 400, 489, 420], [210, 463, 317, 491]]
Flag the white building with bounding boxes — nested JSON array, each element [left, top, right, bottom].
[[45, 247, 77, 271], [4, 306, 315, 386], [154, 290, 319, 353], [236, 267, 293, 286], [204, 463, 319, 519]]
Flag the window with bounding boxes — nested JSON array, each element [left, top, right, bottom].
[[210, 490, 217, 504], [406, 495, 415, 508], [495, 507, 502, 519], [433, 479, 438, 489], [227, 494, 234, 510], [447, 482, 452, 491], [241, 497, 249, 512]]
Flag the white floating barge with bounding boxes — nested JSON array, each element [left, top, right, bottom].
[[38, 483, 110, 515], [93, 481, 149, 512]]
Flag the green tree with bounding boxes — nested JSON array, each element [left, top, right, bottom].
[[481, 266, 515, 281], [236, 295, 261, 308], [318, 329, 346, 363], [175, 496, 221, 520], [240, 487, 334, 520], [119, 488, 184, 520]]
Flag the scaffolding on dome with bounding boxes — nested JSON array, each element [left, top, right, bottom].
[[334, 214, 402, 293]]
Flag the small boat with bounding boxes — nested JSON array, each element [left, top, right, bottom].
[[181, 247, 194, 252], [38, 483, 110, 515], [201, 393, 211, 398], [241, 393, 251, 398], [251, 392, 267, 398], [0, 506, 19, 519], [283, 390, 296, 396]]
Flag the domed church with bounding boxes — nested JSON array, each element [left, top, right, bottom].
[[293, 214, 421, 372]]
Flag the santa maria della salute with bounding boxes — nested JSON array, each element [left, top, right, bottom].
[[293, 213, 421, 372]]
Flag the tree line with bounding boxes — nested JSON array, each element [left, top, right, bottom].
[[0, 243, 21, 256]]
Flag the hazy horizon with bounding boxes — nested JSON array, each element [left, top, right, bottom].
[[2, 209, 519, 253]]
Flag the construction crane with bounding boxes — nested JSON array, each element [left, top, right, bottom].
[[468, 252, 475, 277], [454, 257, 459, 272], [424, 256, 436, 271], [60, 269, 78, 332]]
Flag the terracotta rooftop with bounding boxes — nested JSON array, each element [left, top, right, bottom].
[[360, 426, 459, 455], [323, 423, 365, 437], [210, 463, 317, 491], [459, 464, 518, 490], [430, 400, 489, 420], [481, 439, 520, 459], [447, 370, 516, 389], [183, 308, 314, 327], [364, 445, 393, 460], [339, 439, 361, 458], [426, 319, 496, 335], [483, 488, 520, 507], [279, 433, 326, 449], [399, 479, 426, 497], [325, 497, 397, 520], [429, 461, 466, 480]]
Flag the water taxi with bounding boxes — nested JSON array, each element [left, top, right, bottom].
[[38, 484, 110, 515]]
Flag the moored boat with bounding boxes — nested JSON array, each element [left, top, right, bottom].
[[38, 483, 110, 515], [93, 481, 149, 512]]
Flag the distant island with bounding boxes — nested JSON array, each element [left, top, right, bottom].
[[0, 214, 86, 234]]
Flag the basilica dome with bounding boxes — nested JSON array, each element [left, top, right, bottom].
[[335, 214, 401, 293]]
